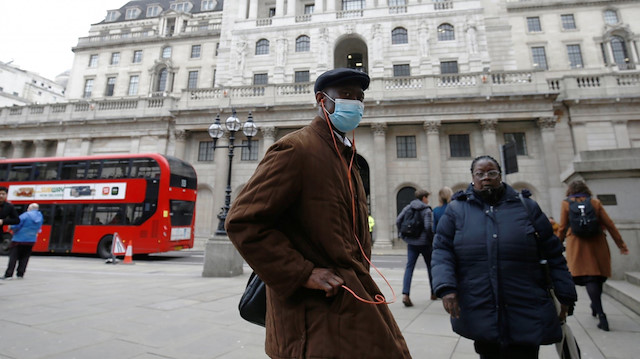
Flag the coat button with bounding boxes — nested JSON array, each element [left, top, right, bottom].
[[493, 234, 497, 238]]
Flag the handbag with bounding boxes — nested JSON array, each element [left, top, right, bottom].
[[238, 271, 266, 327], [519, 194, 581, 359]]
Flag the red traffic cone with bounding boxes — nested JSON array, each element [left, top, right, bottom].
[[123, 242, 134, 264]]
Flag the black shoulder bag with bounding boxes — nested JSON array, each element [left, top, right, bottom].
[[238, 271, 266, 327]]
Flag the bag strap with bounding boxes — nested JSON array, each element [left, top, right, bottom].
[[518, 193, 553, 289]]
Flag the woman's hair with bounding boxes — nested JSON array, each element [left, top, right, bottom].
[[470, 155, 502, 174], [566, 180, 592, 196], [438, 186, 453, 204]]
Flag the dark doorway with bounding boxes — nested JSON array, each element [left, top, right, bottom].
[[396, 186, 416, 215]]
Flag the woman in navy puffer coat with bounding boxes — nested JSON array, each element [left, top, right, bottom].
[[431, 156, 577, 359]]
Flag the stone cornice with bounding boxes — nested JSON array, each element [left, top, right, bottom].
[[506, 0, 635, 12], [537, 116, 558, 129]]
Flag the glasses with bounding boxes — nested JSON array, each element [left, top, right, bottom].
[[473, 170, 501, 179]]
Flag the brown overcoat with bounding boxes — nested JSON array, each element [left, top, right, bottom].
[[226, 116, 411, 359], [558, 197, 625, 278]]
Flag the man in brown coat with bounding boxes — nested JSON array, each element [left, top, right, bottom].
[[226, 68, 412, 359]]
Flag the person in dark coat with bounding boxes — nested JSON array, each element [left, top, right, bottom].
[[396, 189, 434, 306], [226, 68, 411, 359], [3, 203, 43, 279], [0, 186, 20, 253], [558, 180, 628, 332], [431, 155, 577, 359]]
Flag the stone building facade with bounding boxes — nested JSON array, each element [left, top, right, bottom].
[[1, 1, 639, 265]]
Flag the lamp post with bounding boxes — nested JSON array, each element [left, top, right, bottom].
[[202, 109, 258, 277]]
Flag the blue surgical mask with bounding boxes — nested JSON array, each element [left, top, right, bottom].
[[323, 93, 364, 132]]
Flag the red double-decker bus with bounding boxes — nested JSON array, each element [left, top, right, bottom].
[[0, 153, 197, 258]]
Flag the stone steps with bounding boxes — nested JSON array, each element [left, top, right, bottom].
[[604, 272, 640, 315]]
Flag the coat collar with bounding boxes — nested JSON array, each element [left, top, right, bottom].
[[457, 182, 521, 206]]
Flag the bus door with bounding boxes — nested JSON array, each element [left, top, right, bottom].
[[49, 205, 80, 253]]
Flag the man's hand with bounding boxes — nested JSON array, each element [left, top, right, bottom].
[[442, 293, 460, 319], [0, 219, 3, 226], [303, 268, 344, 297], [559, 304, 569, 322]]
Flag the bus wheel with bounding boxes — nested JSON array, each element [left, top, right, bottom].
[[97, 235, 114, 259], [0, 233, 11, 255]]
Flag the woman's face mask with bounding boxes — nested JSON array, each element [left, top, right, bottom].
[[323, 92, 364, 132]]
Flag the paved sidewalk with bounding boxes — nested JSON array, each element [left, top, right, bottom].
[[1, 255, 639, 359]]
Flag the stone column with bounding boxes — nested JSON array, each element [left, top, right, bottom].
[[173, 130, 188, 159], [237, 0, 249, 19], [424, 120, 442, 193], [613, 120, 631, 148], [537, 117, 563, 217], [327, 0, 336, 12], [55, 140, 66, 157], [480, 119, 499, 159], [34, 140, 48, 158], [260, 126, 276, 159], [316, 0, 325, 12], [286, 0, 296, 16], [130, 136, 141, 154], [371, 123, 392, 249], [80, 138, 92, 155], [248, 0, 258, 19], [11, 141, 25, 159]]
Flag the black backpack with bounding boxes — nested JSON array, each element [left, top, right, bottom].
[[566, 197, 601, 237], [400, 207, 424, 238]]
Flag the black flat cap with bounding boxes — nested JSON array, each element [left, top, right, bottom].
[[314, 68, 370, 93]]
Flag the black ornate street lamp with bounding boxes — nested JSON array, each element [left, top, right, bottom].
[[208, 109, 258, 235]]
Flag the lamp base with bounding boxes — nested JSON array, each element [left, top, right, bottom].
[[202, 234, 244, 277]]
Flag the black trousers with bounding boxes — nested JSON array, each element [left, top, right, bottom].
[[5, 244, 34, 278], [474, 341, 539, 359]]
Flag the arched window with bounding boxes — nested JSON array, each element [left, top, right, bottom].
[[396, 186, 416, 215], [611, 35, 631, 69], [437, 23, 455, 41], [296, 35, 310, 52], [157, 68, 168, 92], [604, 9, 619, 25], [391, 27, 408, 44], [256, 39, 270, 55]]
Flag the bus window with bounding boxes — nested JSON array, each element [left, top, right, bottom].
[[170, 200, 195, 226], [34, 162, 59, 180], [126, 204, 145, 225], [131, 158, 160, 179], [166, 156, 197, 189], [101, 159, 130, 179], [95, 205, 125, 225], [8, 164, 33, 181], [61, 161, 88, 180], [0, 164, 7, 181], [87, 161, 101, 179], [80, 204, 95, 225]]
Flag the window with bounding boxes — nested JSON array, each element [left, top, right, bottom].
[[437, 24, 455, 41], [392, 27, 408, 44], [162, 46, 172, 58], [531, 46, 548, 70], [198, 141, 214, 161], [269, 8, 276, 17], [396, 136, 416, 158], [191, 45, 201, 58], [600, 43, 609, 65], [128, 75, 139, 95], [110, 52, 120, 65], [567, 45, 583, 69], [171, 2, 191, 12], [526, 17, 542, 32], [241, 140, 259, 161], [449, 134, 470, 157], [504, 133, 527, 156], [343, 0, 365, 10], [253, 73, 268, 85], [296, 35, 310, 52], [106, 77, 116, 96], [201, 0, 215, 11], [83, 79, 94, 98], [106, 10, 120, 22], [125, 8, 140, 19], [212, 68, 216, 87], [393, 64, 410, 77], [440, 61, 459, 74], [256, 39, 269, 55], [187, 71, 198, 89], [147, 5, 161, 17], [604, 9, 619, 25], [295, 70, 310, 83], [132, 50, 143, 63], [157, 68, 169, 92], [304, 4, 315, 14], [88, 54, 98, 67], [611, 36, 632, 70], [561, 14, 576, 30], [215, 42, 220, 56]]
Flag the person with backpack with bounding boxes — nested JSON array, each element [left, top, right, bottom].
[[396, 189, 434, 306], [558, 180, 629, 332]]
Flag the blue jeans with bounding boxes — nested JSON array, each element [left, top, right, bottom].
[[402, 244, 433, 296]]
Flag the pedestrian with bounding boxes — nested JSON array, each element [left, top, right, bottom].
[[396, 189, 435, 305], [548, 216, 560, 237], [226, 68, 411, 358], [558, 180, 629, 332], [0, 186, 20, 254], [433, 186, 453, 233], [431, 155, 577, 359], [368, 213, 376, 243], [3, 203, 42, 279]]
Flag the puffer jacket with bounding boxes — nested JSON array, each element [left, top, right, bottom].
[[431, 183, 577, 346], [11, 210, 43, 243], [396, 199, 433, 246]]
